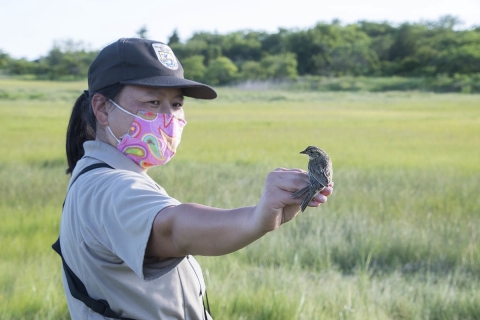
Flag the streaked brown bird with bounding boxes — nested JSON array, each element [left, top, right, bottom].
[[292, 146, 333, 212]]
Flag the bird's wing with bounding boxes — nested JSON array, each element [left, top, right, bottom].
[[309, 168, 329, 188], [291, 185, 310, 199]]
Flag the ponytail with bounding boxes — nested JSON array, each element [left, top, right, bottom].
[[65, 93, 96, 174], [65, 84, 124, 175]]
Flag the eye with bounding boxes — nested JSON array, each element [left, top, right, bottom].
[[172, 101, 183, 108], [149, 100, 160, 105]]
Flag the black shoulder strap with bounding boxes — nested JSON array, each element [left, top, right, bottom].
[[62, 163, 114, 209], [70, 163, 113, 189], [52, 163, 134, 320]]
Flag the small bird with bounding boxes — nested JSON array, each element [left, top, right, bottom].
[[291, 146, 333, 212]]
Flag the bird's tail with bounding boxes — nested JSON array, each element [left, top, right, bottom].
[[292, 186, 316, 212], [300, 190, 316, 212]]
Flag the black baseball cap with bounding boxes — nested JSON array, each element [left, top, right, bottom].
[[88, 38, 217, 99]]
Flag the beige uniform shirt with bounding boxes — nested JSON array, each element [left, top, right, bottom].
[[60, 141, 210, 319]]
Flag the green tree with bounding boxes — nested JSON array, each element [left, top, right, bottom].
[[388, 23, 426, 65], [188, 33, 226, 65], [287, 23, 379, 76], [260, 53, 298, 79], [170, 41, 204, 61], [0, 50, 11, 71], [181, 55, 206, 81], [358, 21, 396, 67], [40, 40, 97, 79], [285, 29, 317, 75], [8, 58, 40, 75], [168, 29, 180, 45], [171, 40, 221, 66], [222, 31, 264, 63], [436, 42, 480, 75], [239, 61, 267, 80], [3, 18, 480, 81], [261, 28, 289, 55], [203, 56, 238, 85], [137, 26, 148, 39], [430, 15, 462, 30], [427, 27, 480, 75]]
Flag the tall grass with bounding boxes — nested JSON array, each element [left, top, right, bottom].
[[235, 74, 480, 94], [0, 79, 479, 319]]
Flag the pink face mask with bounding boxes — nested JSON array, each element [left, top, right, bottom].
[[107, 100, 186, 169]]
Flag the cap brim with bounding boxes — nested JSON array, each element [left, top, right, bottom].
[[120, 76, 217, 100]]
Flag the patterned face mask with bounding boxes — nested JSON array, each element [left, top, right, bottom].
[[107, 99, 186, 169]]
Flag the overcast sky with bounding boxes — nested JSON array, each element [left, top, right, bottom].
[[1, 0, 479, 60]]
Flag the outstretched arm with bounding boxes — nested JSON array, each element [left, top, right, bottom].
[[146, 168, 333, 259]]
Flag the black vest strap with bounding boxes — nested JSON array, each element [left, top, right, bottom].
[[52, 163, 134, 320], [61, 163, 114, 209]]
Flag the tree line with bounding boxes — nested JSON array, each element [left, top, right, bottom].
[[1, 16, 479, 90]]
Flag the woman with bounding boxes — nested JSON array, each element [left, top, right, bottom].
[[56, 38, 333, 319]]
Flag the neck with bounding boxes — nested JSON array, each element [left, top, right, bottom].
[[95, 125, 117, 147]]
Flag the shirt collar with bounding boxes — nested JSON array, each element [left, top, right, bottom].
[[83, 140, 147, 175]]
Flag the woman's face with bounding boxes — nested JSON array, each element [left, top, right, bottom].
[[105, 85, 184, 146]]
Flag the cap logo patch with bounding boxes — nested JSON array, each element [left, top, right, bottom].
[[152, 43, 179, 70]]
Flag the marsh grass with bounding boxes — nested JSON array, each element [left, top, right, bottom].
[[0, 79, 479, 319]]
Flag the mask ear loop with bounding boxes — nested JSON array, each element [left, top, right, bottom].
[[107, 99, 135, 144], [106, 126, 121, 144], [109, 99, 136, 117]]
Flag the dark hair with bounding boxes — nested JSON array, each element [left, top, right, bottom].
[[65, 84, 124, 175]]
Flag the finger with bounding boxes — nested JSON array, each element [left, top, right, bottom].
[[271, 172, 310, 192], [272, 189, 306, 208], [274, 167, 306, 174], [312, 193, 327, 204], [320, 186, 333, 196]]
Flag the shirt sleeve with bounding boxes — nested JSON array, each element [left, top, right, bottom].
[[80, 169, 181, 280]]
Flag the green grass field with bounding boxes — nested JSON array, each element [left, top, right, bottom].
[[1, 79, 479, 319]]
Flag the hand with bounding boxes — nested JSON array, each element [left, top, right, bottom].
[[253, 168, 334, 233]]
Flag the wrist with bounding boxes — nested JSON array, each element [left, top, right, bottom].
[[251, 204, 277, 235]]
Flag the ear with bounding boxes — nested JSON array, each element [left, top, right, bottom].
[[91, 94, 110, 126]]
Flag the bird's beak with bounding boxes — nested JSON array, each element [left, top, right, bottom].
[[300, 149, 307, 154]]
